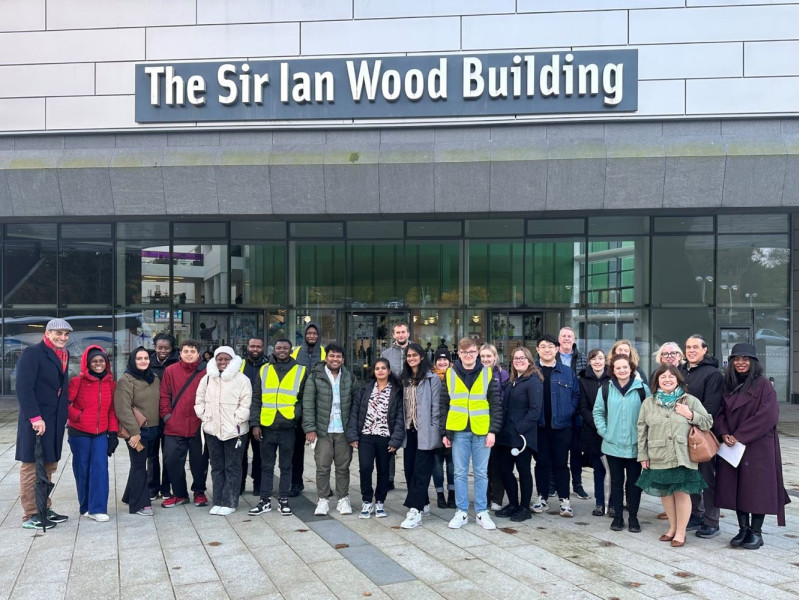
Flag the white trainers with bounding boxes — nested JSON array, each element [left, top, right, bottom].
[[359, 502, 373, 519], [375, 501, 387, 518], [401, 508, 422, 529], [217, 506, 235, 516], [210, 506, 221, 515], [559, 498, 574, 518], [315, 498, 329, 516], [85, 513, 110, 522], [422, 504, 430, 516], [490, 502, 502, 511], [531, 495, 548, 514], [337, 496, 352, 515], [448, 510, 468, 529], [476, 510, 497, 530]]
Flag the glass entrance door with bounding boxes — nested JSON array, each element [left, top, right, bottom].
[[177, 310, 264, 357], [487, 310, 558, 366], [345, 311, 409, 381]]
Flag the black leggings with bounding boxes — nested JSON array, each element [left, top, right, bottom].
[[606, 455, 642, 518], [496, 445, 534, 509]]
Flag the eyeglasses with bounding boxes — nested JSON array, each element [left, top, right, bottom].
[[512, 356, 529, 362], [459, 350, 478, 356], [661, 351, 680, 358]]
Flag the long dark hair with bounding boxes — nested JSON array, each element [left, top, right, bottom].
[[723, 357, 763, 394], [401, 342, 431, 384], [373, 357, 402, 389]]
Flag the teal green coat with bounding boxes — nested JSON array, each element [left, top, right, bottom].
[[593, 378, 646, 459]]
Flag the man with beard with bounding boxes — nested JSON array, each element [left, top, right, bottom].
[[381, 322, 410, 489], [148, 333, 179, 500], [239, 338, 269, 496]]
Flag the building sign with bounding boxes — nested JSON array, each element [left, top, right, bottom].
[[135, 50, 637, 123]]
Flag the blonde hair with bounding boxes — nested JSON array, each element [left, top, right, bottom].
[[653, 342, 683, 365], [609, 339, 641, 369], [458, 337, 478, 351], [479, 343, 499, 359]]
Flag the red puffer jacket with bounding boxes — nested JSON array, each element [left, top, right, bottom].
[[67, 345, 118, 434], [160, 359, 205, 437]]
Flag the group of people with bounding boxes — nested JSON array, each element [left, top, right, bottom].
[[14, 319, 789, 550]]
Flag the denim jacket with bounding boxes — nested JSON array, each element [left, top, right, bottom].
[[536, 360, 580, 430]]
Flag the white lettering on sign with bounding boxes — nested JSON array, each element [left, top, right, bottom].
[[281, 63, 335, 104], [347, 58, 447, 102], [218, 63, 270, 105]]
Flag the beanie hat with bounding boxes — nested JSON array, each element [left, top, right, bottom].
[[87, 347, 107, 365], [46, 318, 73, 331], [434, 348, 451, 361]]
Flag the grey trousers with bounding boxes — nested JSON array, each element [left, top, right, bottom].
[[315, 432, 352, 500], [691, 457, 720, 527], [206, 434, 245, 509]]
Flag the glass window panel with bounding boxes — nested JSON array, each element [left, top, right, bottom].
[[347, 221, 404, 239], [116, 221, 170, 239], [654, 216, 713, 233], [4, 227, 58, 306], [1, 311, 54, 394], [754, 310, 789, 402], [717, 234, 788, 307], [651, 308, 716, 367], [407, 221, 461, 238], [404, 242, 460, 305], [468, 241, 523, 307], [173, 244, 229, 305], [59, 240, 113, 307], [231, 243, 286, 306], [173, 221, 226, 239], [527, 219, 584, 236], [584, 238, 649, 307], [718, 213, 788, 234], [525, 239, 583, 306], [466, 220, 524, 238], [651, 235, 714, 307], [231, 220, 286, 240], [61, 223, 112, 239], [589, 216, 650, 236], [585, 308, 650, 375], [347, 242, 403, 307], [112, 310, 162, 378], [117, 242, 171, 307], [290, 222, 344, 238], [6, 223, 56, 239], [295, 242, 346, 305]]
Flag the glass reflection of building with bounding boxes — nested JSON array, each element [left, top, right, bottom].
[[0, 214, 791, 403]]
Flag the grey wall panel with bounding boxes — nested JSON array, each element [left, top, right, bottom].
[[546, 158, 606, 210], [378, 163, 434, 214], [663, 156, 725, 208], [58, 167, 113, 215], [162, 166, 218, 214], [722, 155, 786, 207], [0, 171, 12, 216], [783, 154, 799, 207], [110, 167, 166, 215], [434, 162, 490, 213], [605, 157, 666, 209], [215, 165, 272, 215], [6, 169, 63, 216], [269, 165, 325, 215], [324, 164, 379, 215], [489, 160, 547, 213]]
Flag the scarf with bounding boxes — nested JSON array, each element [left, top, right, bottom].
[[125, 346, 156, 384], [43, 334, 68, 372], [404, 381, 419, 431], [655, 386, 684, 409]]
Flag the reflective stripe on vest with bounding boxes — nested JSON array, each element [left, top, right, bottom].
[[444, 366, 492, 435], [291, 346, 326, 361], [260, 364, 306, 426]]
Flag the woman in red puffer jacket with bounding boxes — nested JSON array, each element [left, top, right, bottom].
[[67, 345, 118, 522]]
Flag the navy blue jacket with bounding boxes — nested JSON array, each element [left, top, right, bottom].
[[535, 360, 580, 430], [498, 373, 543, 451], [15, 341, 70, 463]]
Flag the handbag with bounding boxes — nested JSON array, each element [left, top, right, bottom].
[[118, 406, 148, 439], [687, 425, 720, 463]]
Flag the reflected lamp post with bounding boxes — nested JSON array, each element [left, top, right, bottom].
[[695, 275, 713, 304], [719, 284, 739, 318], [745, 292, 758, 308]]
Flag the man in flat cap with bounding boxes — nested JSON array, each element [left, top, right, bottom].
[[16, 318, 74, 529]]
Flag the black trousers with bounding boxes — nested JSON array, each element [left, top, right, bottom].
[[358, 434, 390, 503], [207, 434, 245, 508], [147, 425, 171, 496], [606, 455, 642, 518], [239, 430, 261, 493], [290, 424, 305, 487], [403, 429, 436, 510], [496, 444, 534, 509], [163, 431, 209, 499], [569, 424, 584, 487], [534, 425, 571, 500], [260, 428, 295, 499], [123, 435, 155, 513], [487, 446, 506, 505]]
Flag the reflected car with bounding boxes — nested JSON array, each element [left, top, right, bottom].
[[755, 329, 789, 345]]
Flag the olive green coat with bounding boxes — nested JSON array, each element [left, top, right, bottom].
[[637, 393, 713, 470]]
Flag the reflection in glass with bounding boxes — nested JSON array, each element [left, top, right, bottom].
[[347, 242, 403, 307], [526, 239, 582, 306], [467, 241, 523, 307], [4, 226, 57, 307], [754, 310, 789, 402], [651, 236, 714, 307], [117, 242, 171, 307], [585, 309, 650, 375], [717, 234, 788, 307], [232, 243, 286, 306], [584, 238, 648, 307], [295, 243, 346, 305], [59, 240, 113, 307], [405, 242, 460, 306], [173, 244, 229, 305]]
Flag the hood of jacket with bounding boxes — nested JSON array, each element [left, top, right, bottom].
[[79, 344, 112, 379], [578, 367, 609, 383], [206, 354, 244, 380], [303, 321, 320, 345], [685, 355, 719, 371]]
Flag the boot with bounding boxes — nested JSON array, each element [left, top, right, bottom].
[[447, 490, 456, 509], [730, 511, 749, 547], [742, 514, 765, 550], [437, 492, 447, 509]]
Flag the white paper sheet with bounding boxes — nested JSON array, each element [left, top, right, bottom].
[[717, 441, 746, 467]]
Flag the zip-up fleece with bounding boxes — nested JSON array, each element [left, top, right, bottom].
[[67, 345, 118, 434]]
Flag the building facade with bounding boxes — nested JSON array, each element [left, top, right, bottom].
[[0, 1, 796, 402]]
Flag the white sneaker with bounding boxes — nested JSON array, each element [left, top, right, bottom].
[[531, 496, 548, 514], [448, 510, 468, 529], [490, 502, 502, 511], [375, 501, 387, 518], [559, 498, 574, 518], [210, 505, 221, 515], [337, 496, 352, 515], [359, 502, 373, 519], [476, 510, 497, 530], [401, 508, 422, 529], [85, 513, 110, 522], [217, 506, 235, 516], [422, 504, 430, 516], [315, 498, 329, 516]]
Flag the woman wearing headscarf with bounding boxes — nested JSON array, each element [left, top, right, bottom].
[[714, 343, 790, 549], [115, 347, 161, 516], [195, 346, 252, 516]]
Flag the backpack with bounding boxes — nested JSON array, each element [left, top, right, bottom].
[[601, 380, 646, 416]]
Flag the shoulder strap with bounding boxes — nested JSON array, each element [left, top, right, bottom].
[[637, 386, 646, 402], [601, 380, 609, 414], [171, 367, 203, 410]]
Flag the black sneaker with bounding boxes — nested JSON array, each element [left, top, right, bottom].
[[278, 497, 292, 516], [574, 486, 590, 500], [46, 509, 69, 523], [248, 499, 271, 516], [607, 507, 616, 518], [22, 516, 58, 530], [696, 524, 720, 538], [495, 504, 518, 518], [510, 507, 532, 522], [288, 484, 301, 498], [387, 481, 395, 491], [686, 515, 703, 531], [628, 516, 641, 533], [610, 516, 625, 531], [592, 505, 605, 517]]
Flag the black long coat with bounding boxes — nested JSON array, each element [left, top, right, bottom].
[[713, 376, 790, 525], [15, 341, 70, 463], [578, 368, 610, 454]]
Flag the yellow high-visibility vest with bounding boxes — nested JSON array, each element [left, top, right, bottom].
[[444, 366, 492, 435], [291, 346, 326, 362], [259, 363, 305, 426]]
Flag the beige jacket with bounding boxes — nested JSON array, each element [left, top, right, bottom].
[[195, 355, 252, 441], [113, 373, 161, 437]]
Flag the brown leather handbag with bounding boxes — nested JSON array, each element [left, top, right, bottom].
[[687, 426, 720, 463], [118, 407, 148, 440]]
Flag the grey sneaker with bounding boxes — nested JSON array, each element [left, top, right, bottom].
[[136, 506, 154, 516], [359, 502, 373, 519]]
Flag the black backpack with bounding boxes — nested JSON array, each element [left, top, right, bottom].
[[601, 380, 646, 416]]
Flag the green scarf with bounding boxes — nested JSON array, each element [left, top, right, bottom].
[[655, 386, 683, 409]]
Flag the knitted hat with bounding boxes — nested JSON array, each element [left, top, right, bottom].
[[434, 348, 451, 361], [214, 345, 236, 359], [87, 347, 107, 366], [45, 318, 73, 331]]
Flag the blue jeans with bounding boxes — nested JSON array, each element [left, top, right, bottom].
[[69, 433, 109, 515], [452, 431, 490, 513]]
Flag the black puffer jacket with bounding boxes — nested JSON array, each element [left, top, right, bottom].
[[346, 379, 405, 450], [249, 355, 306, 430], [578, 367, 610, 454], [680, 356, 723, 417], [497, 373, 542, 451]]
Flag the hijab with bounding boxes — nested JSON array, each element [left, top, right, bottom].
[[126, 346, 155, 384]]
